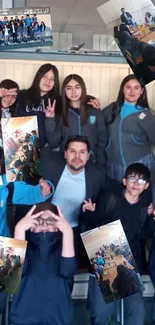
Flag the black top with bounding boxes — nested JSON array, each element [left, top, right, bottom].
[[15, 90, 62, 148], [10, 231, 77, 325]]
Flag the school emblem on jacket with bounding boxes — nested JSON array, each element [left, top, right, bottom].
[[89, 116, 96, 125], [139, 113, 146, 120]]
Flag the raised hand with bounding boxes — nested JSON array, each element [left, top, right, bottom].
[[39, 178, 51, 196], [0, 88, 18, 98], [16, 205, 45, 232], [45, 98, 56, 118], [82, 198, 96, 212], [87, 98, 100, 109], [30, 210, 57, 233], [39, 207, 72, 234]]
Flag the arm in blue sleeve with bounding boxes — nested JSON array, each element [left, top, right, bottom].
[[12, 180, 54, 205], [59, 256, 77, 278]]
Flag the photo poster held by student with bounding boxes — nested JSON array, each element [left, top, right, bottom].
[[81, 220, 144, 304], [0, 6, 52, 51], [1, 116, 41, 183], [0, 235, 27, 295], [97, 0, 155, 86]]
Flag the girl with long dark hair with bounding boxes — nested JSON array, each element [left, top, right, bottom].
[[15, 63, 61, 148], [103, 74, 155, 182], [45, 74, 106, 166]]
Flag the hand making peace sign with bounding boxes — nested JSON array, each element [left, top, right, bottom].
[[45, 98, 56, 118]]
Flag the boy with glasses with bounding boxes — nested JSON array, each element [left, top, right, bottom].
[[82, 163, 154, 325]]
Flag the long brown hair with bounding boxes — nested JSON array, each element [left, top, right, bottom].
[[61, 74, 88, 126], [109, 74, 149, 124]]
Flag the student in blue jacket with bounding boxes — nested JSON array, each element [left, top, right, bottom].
[[103, 74, 155, 182], [11, 205, 77, 325], [0, 147, 53, 238]]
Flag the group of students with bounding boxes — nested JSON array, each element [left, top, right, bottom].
[[7, 130, 40, 183], [0, 14, 46, 45], [0, 63, 155, 324], [0, 253, 21, 277]]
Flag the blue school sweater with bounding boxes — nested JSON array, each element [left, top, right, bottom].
[[0, 174, 53, 237], [10, 231, 77, 325]]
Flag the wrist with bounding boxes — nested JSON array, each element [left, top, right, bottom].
[[62, 227, 73, 237], [14, 223, 26, 239]]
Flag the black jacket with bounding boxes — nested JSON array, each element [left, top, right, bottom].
[[15, 90, 62, 148], [120, 12, 132, 25], [10, 231, 77, 325], [82, 179, 153, 273], [41, 150, 106, 205]]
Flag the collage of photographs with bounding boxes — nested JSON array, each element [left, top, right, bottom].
[[0, 0, 155, 325]]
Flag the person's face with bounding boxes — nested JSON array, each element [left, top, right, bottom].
[[123, 174, 149, 197], [65, 79, 82, 103], [1, 94, 17, 108], [31, 210, 57, 233], [39, 69, 55, 94], [123, 79, 143, 104], [65, 141, 90, 172], [93, 264, 98, 271], [122, 9, 125, 13]]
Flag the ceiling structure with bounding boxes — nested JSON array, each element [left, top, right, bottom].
[[26, 0, 109, 32]]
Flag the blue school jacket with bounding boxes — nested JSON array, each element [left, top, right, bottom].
[[10, 231, 77, 325], [0, 174, 53, 237]]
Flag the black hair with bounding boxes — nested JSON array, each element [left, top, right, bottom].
[[0, 147, 5, 175], [142, 45, 155, 66], [124, 163, 150, 182], [113, 26, 120, 39], [23, 145, 28, 151], [61, 74, 88, 126], [27, 63, 60, 107], [121, 8, 125, 11], [14, 159, 23, 168], [0, 79, 19, 92], [64, 135, 90, 152], [0, 79, 19, 118], [31, 130, 36, 134], [108, 74, 149, 124], [119, 24, 129, 32]]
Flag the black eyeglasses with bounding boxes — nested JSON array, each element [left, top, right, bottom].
[[126, 176, 147, 185]]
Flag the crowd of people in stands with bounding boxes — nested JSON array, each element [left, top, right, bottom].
[[0, 62, 155, 324], [0, 14, 47, 45]]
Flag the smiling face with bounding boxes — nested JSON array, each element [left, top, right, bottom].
[[65, 141, 90, 173], [39, 69, 55, 96], [123, 174, 149, 198], [123, 78, 143, 104], [65, 79, 82, 105]]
